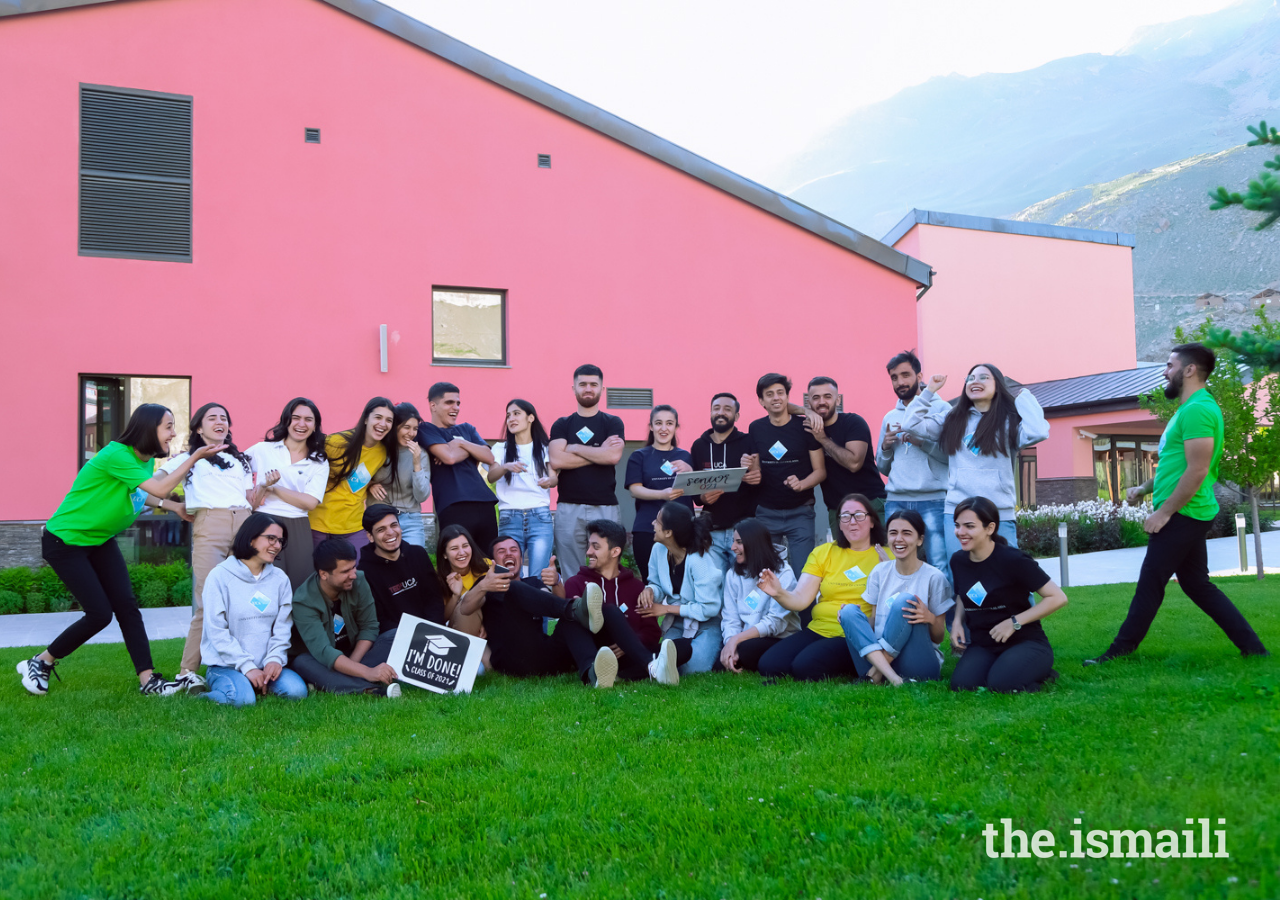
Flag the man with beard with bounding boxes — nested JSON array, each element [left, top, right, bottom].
[[549, 364, 626, 575], [1086, 343, 1269, 665], [799, 376, 886, 540], [875, 351, 951, 579], [691, 392, 762, 571]]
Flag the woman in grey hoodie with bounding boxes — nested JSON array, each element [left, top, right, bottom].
[[718, 517, 799, 673], [370, 403, 432, 548], [200, 513, 306, 706], [901, 363, 1049, 559]]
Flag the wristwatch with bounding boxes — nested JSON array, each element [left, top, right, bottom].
[[1011, 616, 1021, 631]]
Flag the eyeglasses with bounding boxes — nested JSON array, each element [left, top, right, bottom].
[[838, 511, 868, 523], [260, 535, 284, 546], [965, 373, 993, 383]]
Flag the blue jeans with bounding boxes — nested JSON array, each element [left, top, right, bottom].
[[707, 528, 734, 573], [669, 622, 722, 675], [839, 596, 942, 682], [500, 507, 555, 576], [398, 511, 427, 549], [203, 665, 308, 706], [754, 505, 817, 578], [885, 498, 949, 583]]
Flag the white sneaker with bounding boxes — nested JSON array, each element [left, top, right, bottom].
[[174, 671, 208, 695], [589, 646, 617, 689], [17, 657, 57, 696], [386, 683, 402, 699], [647, 639, 679, 686], [571, 583, 605, 634]]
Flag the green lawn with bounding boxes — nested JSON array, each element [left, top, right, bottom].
[[2, 578, 1277, 900]]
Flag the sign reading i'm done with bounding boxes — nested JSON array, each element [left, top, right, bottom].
[[386, 615, 487, 694]]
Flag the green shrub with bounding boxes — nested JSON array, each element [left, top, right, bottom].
[[0, 566, 36, 596], [24, 592, 48, 614], [37, 566, 69, 600], [138, 581, 169, 609], [170, 577, 193, 606], [153, 561, 190, 587], [0, 590, 24, 615], [49, 595, 71, 613]]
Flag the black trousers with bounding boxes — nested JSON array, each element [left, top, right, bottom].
[[484, 581, 576, 677], [289, 628, 398, 695], [559, 605, 657, 682], [712, 636, 781, 673], [1109, 513, 1267, 655], [631, 532, 655, 582], [43, 530, 154, 674], [757, 628, 857, 681], [950, 638, 1054, 692], [438, 501, 499, 559]]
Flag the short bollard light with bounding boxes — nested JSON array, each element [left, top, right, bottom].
[[1058, 521, 1070, 588], [1236, 513, 1248, 573]]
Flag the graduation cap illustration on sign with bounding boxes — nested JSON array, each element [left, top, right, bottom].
[[425, 634, 457, 656]]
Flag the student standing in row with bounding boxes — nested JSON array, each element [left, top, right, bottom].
[[310, 397, 396, 550], [691, 392, 760, 572], [549, 364, 626, 573], [626, 405, 694, 581], [162, 402, 255, 694], [800, 376, 887, 536], [876, 352, 951, 581], [370, 402, 431, 549], [418, 382, 499, 555], [485, 399, 557, 577], [749, 373, 826, 578], [20, 404, 223, 697], [246, 397, 330, 590]]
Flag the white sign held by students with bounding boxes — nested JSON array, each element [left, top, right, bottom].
[[671, 466, 748, 496], [387, 615, 486, 694]]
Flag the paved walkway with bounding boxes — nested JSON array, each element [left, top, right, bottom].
[[1034, 529, 1280, 587], [2, 606, 191, 651]]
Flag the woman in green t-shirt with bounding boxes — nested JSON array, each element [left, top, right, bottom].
[[18, 404, 225, 697]]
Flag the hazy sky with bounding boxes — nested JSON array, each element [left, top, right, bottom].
[[385, 0, 1241, 188]]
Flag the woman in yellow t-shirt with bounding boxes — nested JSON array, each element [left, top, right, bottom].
[[437, 524, 495, 671], [756, 493, 888, 681], [309, 397, 396, 551]]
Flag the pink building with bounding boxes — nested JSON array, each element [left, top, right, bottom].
[[0, 0, 930, 563]]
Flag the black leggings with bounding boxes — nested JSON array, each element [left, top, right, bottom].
[[437, 501, 499, 562], [712, 636, 781, 673], [950, 639, 1054, 693], [43, 530, 154, 674], [758, 628, 857, 681]]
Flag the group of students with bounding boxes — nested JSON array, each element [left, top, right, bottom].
[[17, 345, 1269, 701]]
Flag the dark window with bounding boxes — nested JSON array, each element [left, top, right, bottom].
[[431, 288, 507, 366], [79, 374, 191, 467], [79, 84, 193, 262], [537, 154, 551, 168]]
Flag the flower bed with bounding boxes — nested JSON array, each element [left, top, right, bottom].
[[1015, 500, 1153, 557]]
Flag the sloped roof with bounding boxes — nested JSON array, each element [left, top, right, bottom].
[[1021, 366, 1165, 416], [0, 0, 932, 287], [882, 208, 1136, 250]]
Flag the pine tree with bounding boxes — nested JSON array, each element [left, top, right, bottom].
[[1208, 120, 1280, 230]]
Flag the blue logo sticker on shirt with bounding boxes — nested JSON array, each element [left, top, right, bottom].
[[576, 426, 594, 444], [769, 441, 787, 460], [130, 487, 149, 514], [333, 614, 345, 636], [965, 433, 982, 456], [844, 566, 866, 583], [967, 581, 988, 606], [744, 589, 764, 611], [660, 460, 676, 476], [249, 591, 270, 613], [346, 463, 371, 494]]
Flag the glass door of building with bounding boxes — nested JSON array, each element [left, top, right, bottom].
[[1093, 436, 1158, 502]]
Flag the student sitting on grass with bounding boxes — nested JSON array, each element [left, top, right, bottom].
[[357, 504, 452, 634], [948, 497, 1068, 693], [437, 524, 495, 672], [637, 501, 724, 676], [200, 513, 307, 706], [287, 539, 401, 698], [838, 509, 953, 686], [756, 493, 889, 682], [717, 517, 799, 674]]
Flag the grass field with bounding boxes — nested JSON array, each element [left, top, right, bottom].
[[2, 578, 1277, 900]]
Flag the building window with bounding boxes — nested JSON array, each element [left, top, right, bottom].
[[80, 374, 191, 467], [431, 288, 507, 366], [79, 84, 193, 262], [1092, 435, 1158, 502]]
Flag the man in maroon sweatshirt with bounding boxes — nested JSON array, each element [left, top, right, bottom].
[[563, 519, 660, 678]]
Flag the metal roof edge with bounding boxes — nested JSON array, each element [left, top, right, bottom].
[[3, 0, 932, 287], [881, 208, 1136, 249]]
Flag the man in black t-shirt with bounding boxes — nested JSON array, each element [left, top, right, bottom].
[[357, 504, 453, 634], [690, 392, 761, 572], [548, 364, 626, 575], [747, 373, 825, 576], [799, 376, 886, 539]]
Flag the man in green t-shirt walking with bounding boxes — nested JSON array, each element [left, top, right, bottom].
[[1086, 343, 1269, 664]]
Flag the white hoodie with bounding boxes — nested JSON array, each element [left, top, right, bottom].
[[200, 557, 294, 674]]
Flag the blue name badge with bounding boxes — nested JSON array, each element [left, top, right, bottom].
[[576, 426, 594, 444], [333, 614, 345, 636], [966, 581, 988, 606], [250, 591, 270, 613], [346, 463, 371, 494], [844, 566, 866, 583], [965, 433, 982, 456], [660, 460, 676, 476], [769, 441, 787, 460], [130, 487, 149, 515], [743, 589, 764, 611]]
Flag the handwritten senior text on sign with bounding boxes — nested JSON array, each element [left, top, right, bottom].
[[387, 615, 486, 694], [671, 466, 749, 496]]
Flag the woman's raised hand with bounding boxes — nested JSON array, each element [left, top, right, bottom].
[[927, 374, 947, 394], [757, 568, 782, 597]]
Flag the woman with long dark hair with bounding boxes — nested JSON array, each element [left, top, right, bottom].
[[626, 404, 694, 581], [636, 500, 723, 676], [949, 497, 1068, 693], [18, 404, 224, 697], [160, 402, 255, 693], [309, 397, 396, 550], [757, 493, 888, 681], [246, 397, 329, 589], [436, 524, 494, 672], [369, 402, 431, 548], [717, 517, 799, 673], [838, 509, 953, 685], [485, 399, 558, 576], [901, 363, 1049, 563]]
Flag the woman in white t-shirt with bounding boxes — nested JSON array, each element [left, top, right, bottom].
[[484, 399, 558, 577], [246, 397, 330, 590], [159, 402, 255, 693]]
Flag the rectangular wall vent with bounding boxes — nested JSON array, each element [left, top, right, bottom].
[[537, 154, 551, 168], [305, 128, 321, 143], [607, 388, 653, 409]]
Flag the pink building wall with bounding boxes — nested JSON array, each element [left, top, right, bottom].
[[1036, 410, 1164, 481], [0, 0, 923, 521]]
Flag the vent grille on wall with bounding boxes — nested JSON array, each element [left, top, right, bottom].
[[537, 154, 551, 168], [305, 128, 321, 143], [607, 388, 653, 409], [79, 85, 192, 262]]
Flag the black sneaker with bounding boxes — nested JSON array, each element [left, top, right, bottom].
[[1082, 648, 1131, 666], [17, 657, 58, 696], [139, 672, 181, 696]]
